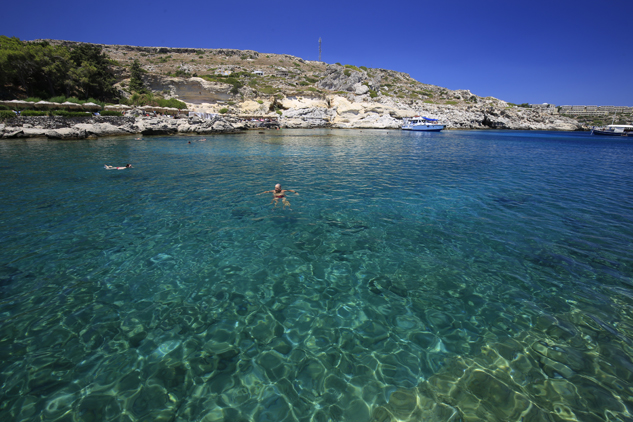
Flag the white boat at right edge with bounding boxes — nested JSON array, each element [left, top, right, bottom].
[[402, 116, 446, 132], [591, 124, 633, 137]]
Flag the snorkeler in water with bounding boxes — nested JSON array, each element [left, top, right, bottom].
[[258, 184, 298, 208], [104, 164, 133, 170]]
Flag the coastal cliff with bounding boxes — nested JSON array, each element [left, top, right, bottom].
[[12, 40, 583, 132], [129, 67, 581, 132]]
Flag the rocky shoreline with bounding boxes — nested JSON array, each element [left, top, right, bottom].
[[0, 114, 250, 139], [274, 96, 584, 131], [1, 101, 585, 140]]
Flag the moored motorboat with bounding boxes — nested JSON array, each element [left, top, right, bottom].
[[402, 116, 445, 132], [591, 124, 633, 136]]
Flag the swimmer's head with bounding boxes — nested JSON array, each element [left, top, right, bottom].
[[275, 184, 281, 190]]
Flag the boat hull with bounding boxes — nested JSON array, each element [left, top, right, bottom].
[[591, 129, 632, 136], [402, 125, 445, 132]]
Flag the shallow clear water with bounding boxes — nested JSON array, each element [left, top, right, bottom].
[[1, 129, 633, 422]]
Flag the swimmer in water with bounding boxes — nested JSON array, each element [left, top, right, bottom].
[[104, 164, 133, 170], [258, 184, 298, 208]]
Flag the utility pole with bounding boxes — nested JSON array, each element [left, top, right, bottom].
[[319, 38, 322, 62]]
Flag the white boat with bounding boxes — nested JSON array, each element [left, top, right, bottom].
[[402, 116, 445, 131], [591, 124, 633, 137]]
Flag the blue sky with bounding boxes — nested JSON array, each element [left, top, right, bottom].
[[4, 0, 632, 106]]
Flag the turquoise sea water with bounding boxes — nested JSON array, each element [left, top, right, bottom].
[[1, 129, 633, 422]]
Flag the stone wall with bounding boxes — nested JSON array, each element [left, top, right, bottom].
[[3, 116, 135, 129]]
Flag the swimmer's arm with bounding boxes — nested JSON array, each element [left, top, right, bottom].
[[257, 190, 272, 195], [285, 189, 299, 195]]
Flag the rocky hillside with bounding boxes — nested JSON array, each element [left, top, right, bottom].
[[37, 40, 582, 131]]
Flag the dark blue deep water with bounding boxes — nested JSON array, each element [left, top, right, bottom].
[[1, 129, 633, 422]]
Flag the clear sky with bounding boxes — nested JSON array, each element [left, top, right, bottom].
[[3, 0, 631, 106]]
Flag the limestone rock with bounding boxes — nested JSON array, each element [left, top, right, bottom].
[[2, 128, 23, 138], [74, 123, 133, 137], [354, 83, 370, 95], [46, 127, 85, 139], [21, 128, 48, 137], [212, 120, 233, 131], [140, 75, 233, 104], [318, 64, 365, 92]]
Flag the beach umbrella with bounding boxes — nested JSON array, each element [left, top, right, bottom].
[[61, 101, 82, 110], [34, 101, 56, 109], [82, 102, 102, 110], [141, 105, 159, 113], [8, 100, 30, 109], [104, 105, 121, 111]]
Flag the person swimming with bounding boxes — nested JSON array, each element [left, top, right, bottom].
[[258, 183, 298, 208], [104, 164, 133, 170]]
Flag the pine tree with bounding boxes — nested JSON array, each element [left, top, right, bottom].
[[129, 59, 146, 93]]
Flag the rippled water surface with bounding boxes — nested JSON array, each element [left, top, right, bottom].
[[1, 129, 633, 422]]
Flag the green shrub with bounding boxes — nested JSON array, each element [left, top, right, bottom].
[[257, 100, 263, 104], [219, 108, 229, 114], [49, 96, 66, 103], [100, 110, 123, 116], [0, 110, 17, 120], [369, 90, 378, 98], [360, 66, 368, 71], [258, 86, 276, 95], [344, 64, 361, 72], [25, 97, 42, 103], [304, 77, 318, 84], [20, 110, 48, 116], [276, 110, 282, 115], [343, 69, 351, 77], [157, 98, 187, 109], [445, 101, 458, 105], [0, 105, 9, 110]]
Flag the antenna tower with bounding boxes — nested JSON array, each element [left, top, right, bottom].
[[319, 38, 322, 62]]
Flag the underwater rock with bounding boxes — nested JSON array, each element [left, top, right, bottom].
[[386, 389, 418, 419]]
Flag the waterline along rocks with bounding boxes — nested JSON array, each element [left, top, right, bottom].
[[0, 115, 244, 139]]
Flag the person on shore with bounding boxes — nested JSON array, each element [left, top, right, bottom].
[[258, 184, 298, 208], [104, 164, 133, 170]]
